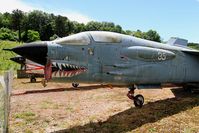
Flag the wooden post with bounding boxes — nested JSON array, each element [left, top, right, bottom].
[[0, 71, 12, 133]]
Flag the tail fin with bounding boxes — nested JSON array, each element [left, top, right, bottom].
[[167, 37, 188, 47]]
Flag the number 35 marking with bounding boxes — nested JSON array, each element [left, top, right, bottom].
[[158, 52, 166, 61]]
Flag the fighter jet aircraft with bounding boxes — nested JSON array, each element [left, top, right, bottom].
[[5, 31, 199, 107]]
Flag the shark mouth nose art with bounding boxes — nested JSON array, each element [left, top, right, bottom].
[[52, 62, 87, 77]]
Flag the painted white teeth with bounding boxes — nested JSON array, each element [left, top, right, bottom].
[[52, 62, 57, 66], [58, 63, 62, 70], [52, 62, 86, 78]]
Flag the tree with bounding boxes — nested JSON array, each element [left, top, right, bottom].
[[132, 30, 144, 38], [27, 10, 45, 31], [40, 23, 54, 40], [144, 30, 161, 42], [113, 25, 122, 33], [27, 10, 53, 40], [0, 28, 17, 41], [54, 15, 70, 37], [188, 43, 199, 50], [132, 29, 161, 42], [12, 9, 24, 42], [0, 9, 163, 43], [0, 13, 3, 28], [86, 21, 101, 31], [125, 30, 133, 35], [72, 21, 86, 33], [2, 12, 12, 29]]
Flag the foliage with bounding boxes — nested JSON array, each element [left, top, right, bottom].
[[188, 43, 199, 50], [85, 21, 123, 33], [1, 12, 12, 29], [54, 15, 71, 37], [131, 29, 161, 42], [26, 30, 40, 42], [0, 28, 17, 41], [0, 41, 20, 71], [132, 30, 143, 38], [0, 9, 163, 43], [12, 9, 24, 41], [144, 30, 161, 42]]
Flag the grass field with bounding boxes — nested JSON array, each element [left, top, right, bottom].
[[9, 78, 199, 133], [0, 40, 20, 72]]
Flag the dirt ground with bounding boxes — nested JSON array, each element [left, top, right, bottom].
[[9, 78, 199, 133]]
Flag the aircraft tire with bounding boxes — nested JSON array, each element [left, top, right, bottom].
[[30, 77, 36, 83], [72, 83, 79, 88], [134, 94, 144, 108]]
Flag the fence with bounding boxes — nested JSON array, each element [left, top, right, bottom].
[[0, 82, 4, 133], [0, 71, 12, 133]]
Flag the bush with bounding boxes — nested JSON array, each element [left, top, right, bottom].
[[0, 28, 17, 41], [26, 30, 40, 42]]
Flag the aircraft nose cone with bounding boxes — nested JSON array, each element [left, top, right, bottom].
[[10, 56, 25, 64], [12, 42, 48, 65]]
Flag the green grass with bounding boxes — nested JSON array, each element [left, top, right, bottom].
[[0, 40, 21, 72], [14, 111, 36, 123], [40, 100, 60, 109]]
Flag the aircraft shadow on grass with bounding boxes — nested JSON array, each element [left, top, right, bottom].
[[12, 85, 117, 96], [51, 88, 199, 133]]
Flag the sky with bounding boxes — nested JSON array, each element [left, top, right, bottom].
[[0, 0, 199, 43]]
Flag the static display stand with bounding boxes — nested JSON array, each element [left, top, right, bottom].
[[0, 71, 13, 133]]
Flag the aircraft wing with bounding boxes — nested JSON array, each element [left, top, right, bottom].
[[182, 50, 199, 56], [178, 46, 199, 56]]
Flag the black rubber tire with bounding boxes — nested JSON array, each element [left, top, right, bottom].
[[134, 94, 144, 108], [72, 83, 79, 88], [30, 77, 36, 83]]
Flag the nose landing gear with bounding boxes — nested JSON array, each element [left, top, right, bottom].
[[72, 83, 79, 88], [127, 86, 144, 108]]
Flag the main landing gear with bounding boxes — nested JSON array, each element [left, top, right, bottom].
[[127, 86, 144, 108], [30, 75, 36, 83]]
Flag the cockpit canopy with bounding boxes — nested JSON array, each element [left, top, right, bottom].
[[54, 32, 90, 45], [90, 31, 122, 43], [54, 31, 122, 45]]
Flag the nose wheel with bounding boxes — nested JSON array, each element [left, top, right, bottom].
[[127, 86, 144, 108], [72, 83, 79, 88]]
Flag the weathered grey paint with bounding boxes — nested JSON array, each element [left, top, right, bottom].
[[46, 31, 199, 86]]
